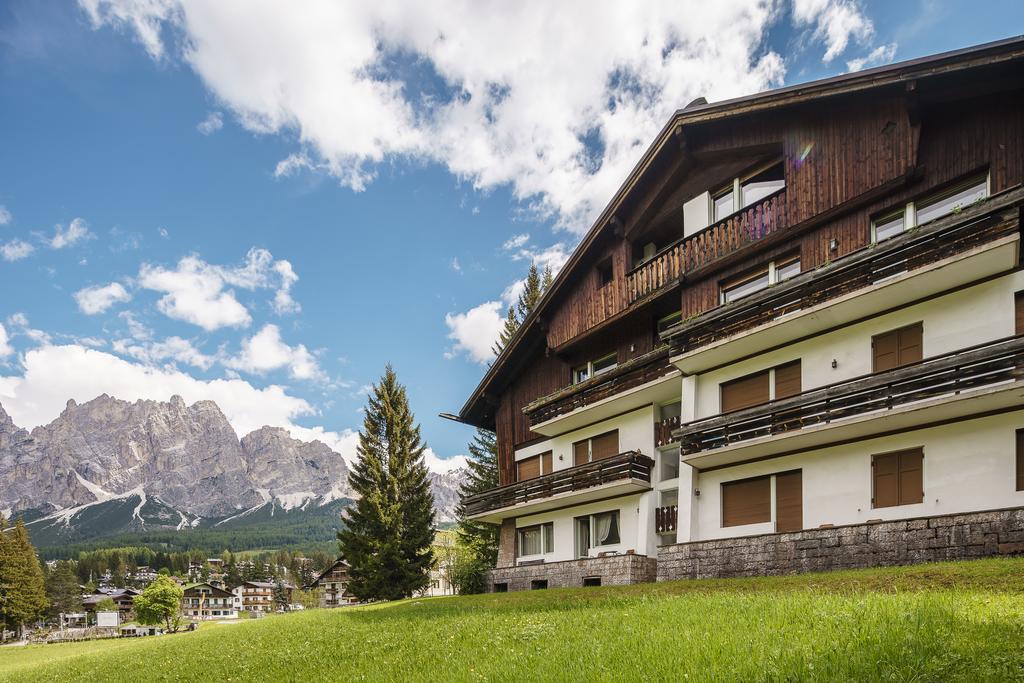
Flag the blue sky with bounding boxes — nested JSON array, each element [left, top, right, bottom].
[[0, 1, 1020, 468]]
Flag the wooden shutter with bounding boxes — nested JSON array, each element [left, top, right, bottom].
[[774, 361, 802, 399], [1016, 293, 1024, 335], [573, 440, 589, 466], [516, 456, 540, 481], [873, 448, 923, 507], [775, 470, 803, 532], [721, 370, 770, 412], [1016, 430, 1024, 492], [873, 323, 922, 372], [540, 451, 553, 475], [722, 476, 771, 527], [591, 431, 619, 461]]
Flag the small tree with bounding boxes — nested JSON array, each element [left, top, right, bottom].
[[45, 560, 82, 621], [133, 576, 184, 633], [0, 517, 49, 640], [95, 597, 116, 612], [272, 580, 289, 612], [456, 429, 500, 571]]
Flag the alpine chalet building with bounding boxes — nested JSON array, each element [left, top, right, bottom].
[[457, 38, 1024, 590]]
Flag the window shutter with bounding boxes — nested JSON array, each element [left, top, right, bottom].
[[721, 476, 771, 527], [721, 370, 771, 412], [1017, 430, 1024, 492], [590, 431, 619, 461], [898, 448, 924, 505], [774, 361, 802, 399], [775, 470, 803, 532], [573, 440, 589, 466], [1016, 293, 1024, 336], [516, 456, 540, 481], [872, 452, 900, 508], [898, 323, 923, 366], [540, 451, 553, 475], [872, 330, 900, 372]]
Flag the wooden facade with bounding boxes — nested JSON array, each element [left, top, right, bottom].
[[459, 41, 1024, 487]]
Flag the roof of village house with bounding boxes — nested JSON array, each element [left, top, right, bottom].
[[304, 558, 350, 589], [182, 582, 234, 598], [457, 34, 1024, 430]]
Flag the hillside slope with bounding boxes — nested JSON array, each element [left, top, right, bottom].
[[4, 558, 1024, 682]]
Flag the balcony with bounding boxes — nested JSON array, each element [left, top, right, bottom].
[[655, 505, 678, 535], [655, 415, 681, 448], [626, 189, 788, 304], [663, 187, 1022, 374], [675, 335, 1024, 470], [463, 451, 655, 523], [525, 348, 679, 435]]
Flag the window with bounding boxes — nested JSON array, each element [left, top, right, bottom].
[[572, 430, 619, 465], [720, 254, 800, 303], [493, 582, 508, 593], [872, 448, 923, 508], [596, 257, 614, 288], [722, 476, 771, 527], [872, 323, 923, 372], [516, 451, 553, 482], [1017, 429, 1024, 492], [530, 580, 548, 590], [582, 576, 602, 587], [720, 360, 800, 413], [713, 161, 785, 221], [661, 446, 680, 481], [574, 511, 620, 557], [572, 352, 617, 384], [517, 523, 554, 557], [657, 310, 682, 335], [872, 174, 988, 243]]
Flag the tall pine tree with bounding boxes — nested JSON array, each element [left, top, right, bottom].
[[337, 365, 435, 601], [0, 517, 48, 640]]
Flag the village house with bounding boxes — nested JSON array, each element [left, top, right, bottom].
[[305, 559, 358, 607], [82, 588, 139, 618], [181, 583, 239, 620], [232, 581, 294, 613], [456, 37, 1024, 590]]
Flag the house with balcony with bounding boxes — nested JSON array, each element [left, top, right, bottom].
[[181, 583, 238, 620], [232, 581, 294, 613], [456, 37, 1024, 590], [305, 559, 358, 607]]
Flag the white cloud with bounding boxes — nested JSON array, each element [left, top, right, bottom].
[[449, 257, 461, 273], [0, 324, 12, 357], [4, 313, 50, 346], [423, 448, 468, 474], [157, 227, 169, 239], [1, 239, 34, 261], [113, 335, 216, 370], [444, 300, 504, 364], [74, 282, 132, 314], [48, 217, 93, 249], [502, 233, 530, 251], [119, 310, 153, 340], [196, 110, 223, 135], [0, 206, 11, 226], [226, 323, 323, 381], [139, 254, 252, 330], [271, 260, 300, 314], [79, 0, 793, 232], [792, 0, 873, 63], [846, 43, 896, 73]]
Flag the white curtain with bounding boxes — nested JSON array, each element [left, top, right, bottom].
[[595, 513, 612, 545]]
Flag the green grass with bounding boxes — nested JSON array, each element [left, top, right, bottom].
[[4, 558, 1024, 682]]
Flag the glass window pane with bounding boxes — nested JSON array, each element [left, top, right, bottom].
[[592, 354, 617, 376], [661, 446, 680, 480], [722, 270, 770, 303], [573, 365, 589, 384], [519, 527, 541, 556], [775, 258, 800, 283], [593, 511, 620, 546], [713, 189, 734, 221], [543, 524, 553, 553], [915, 178, 988, 225], [874, 212, 905, 242], [575, 517, 591, 558], [740, 164, 785, 208]]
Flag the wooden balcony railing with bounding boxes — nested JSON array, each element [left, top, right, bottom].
[[462, 451, 654, 517], [626, 189, 789, 304], [525, 347, 676, 425], [662, 187, 1022, 353], [655, 505, 678, 534], [655, 415, 681, 448], [675, 335, 1024, 455]]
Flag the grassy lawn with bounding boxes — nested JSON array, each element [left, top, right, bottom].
[[3, 557, 1024, 682]]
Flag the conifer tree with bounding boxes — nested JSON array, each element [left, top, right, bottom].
[[516, 263, 545, 322], [337, 365, 435, 601], [455, 429, 500, 567], [0, 517, 49, 639], [45, 560, 81, 620], [492, 305, 519, 357]]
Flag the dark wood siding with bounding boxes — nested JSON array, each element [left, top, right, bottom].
[[775, 470, 803, 533], [1016, 292, 1024, 335], [872, 323, 923, 372], [722, 476, 771, 527], [774, 360, 802, 399], [872, 448, 924, 508], [721, 369, 770, 412], [1017, 430, 1024, 492]]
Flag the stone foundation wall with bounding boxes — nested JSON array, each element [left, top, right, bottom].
[[657, 507, 1024, 581], [486, 554, 658, 592]]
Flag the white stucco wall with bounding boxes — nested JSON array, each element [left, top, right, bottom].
[[514, 493, 648, 562], [693, 272, 1023, 420], [686, 411, 1024, 541]]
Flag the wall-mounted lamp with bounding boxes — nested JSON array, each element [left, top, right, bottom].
[[694, 488, 701, 497], [558, 454, 564, 461], [829, 238, 838, 252], [831, 359, 838, 369]]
